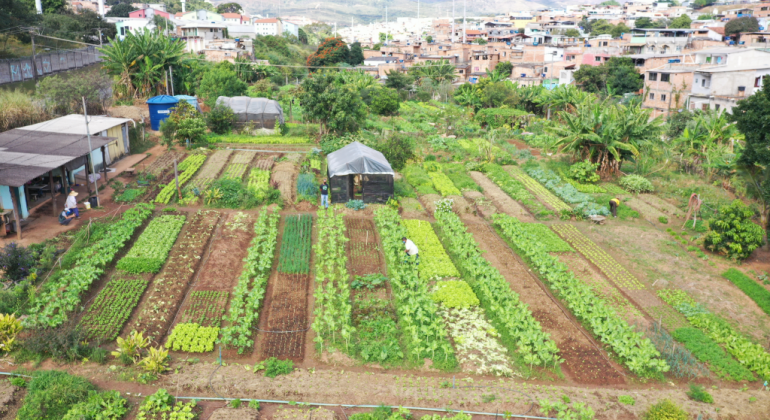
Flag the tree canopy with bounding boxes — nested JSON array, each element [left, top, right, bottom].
[[573, 57, 643, 95], [725, 17, 759, 36], [216, 2, 243, 13], [105, 3, 136, 17], [307, 37, 349, 67], [670, 15, 692, 29], [299, 71, 367, 135], [348, 42, 364, 66]]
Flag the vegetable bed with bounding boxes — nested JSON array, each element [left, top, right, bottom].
[[504, 166, 572, 213], [402, 219, 460, 279], [428, 171, 461, 196], [722, 268, 770, 317], [277, 214, 312, 274], [155, 154, 206, 204], [219, 209, 280, 353], [116, 215, 186, 274], [481, 163, 553, 218], [80, 278, 149, 340], [179, 291, 229, 327], [166, 323, 219, 353], [206, 134, 312, 144]]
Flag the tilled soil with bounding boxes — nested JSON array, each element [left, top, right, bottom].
[[460, 215, 626, 386], [626, 197, 668, 225], [123, 210, 222, 345], [258, 273, 310, 361], [272, 161, 297, 203], [141, 150, 187, 177], [345, 218, 383, 277], [468, 171, 535, 222], [638, 194, 684, 217]]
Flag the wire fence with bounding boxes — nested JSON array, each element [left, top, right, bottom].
[[0, 44, 102, 86]]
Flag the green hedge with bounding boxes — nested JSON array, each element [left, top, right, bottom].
[[672, 328, 755, 381], [723, 268, 770, 317], [475, 108, 530, 129]]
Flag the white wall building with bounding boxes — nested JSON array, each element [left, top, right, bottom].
[[253, 18, 283, 36]]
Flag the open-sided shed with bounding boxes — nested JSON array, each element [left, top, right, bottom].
[[327, 142, 394, 204]]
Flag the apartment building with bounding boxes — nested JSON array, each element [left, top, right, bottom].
[[253, 18, 283, 36], [642, 67, 695, 117], [690, 49, 770, 113]]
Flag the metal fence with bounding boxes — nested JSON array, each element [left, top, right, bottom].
[[0, 45, 102, 85]]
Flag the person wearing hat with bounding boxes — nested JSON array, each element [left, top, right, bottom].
[[65, 191, 80, 218], [402, 236, 419, 266]]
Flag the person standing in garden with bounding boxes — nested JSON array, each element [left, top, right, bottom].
[[319, 180, 329, 209], [402, 236, 419, 266], [609, 197, 621, 218], [65, 191, 80, 218]]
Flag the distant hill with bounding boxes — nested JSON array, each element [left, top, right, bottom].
[[209, 0, 589, 25]]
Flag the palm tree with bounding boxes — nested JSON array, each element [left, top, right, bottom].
[[409, 59, 457, 84]]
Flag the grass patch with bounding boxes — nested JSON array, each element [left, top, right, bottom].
[[442, 163, 481, 192], [722, 268, 770, 317], [671, 327, 755, 381]]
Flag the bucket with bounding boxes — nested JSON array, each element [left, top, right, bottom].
[[84, 202, 91, 210]]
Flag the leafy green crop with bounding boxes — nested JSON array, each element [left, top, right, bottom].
[[374, 207, 457, 370], [117, 215, 186, 274], [495, 214, 669, 376], [431, 280, 479, 309], [24, 204, 154, 329], [155, 154, 206, 204], [481, 163, 554, 218], [277, 214, 312, 274], [402, 219, 460, 279], [671, 328, 755, 381], [428, 171, 461, 196], [247, 169, 271, 200], [166, 323, 219, 353], [525, 166, 609, 216], [136, 389, 196, 420], [312, 209, 355, 352], [219, 209, 280, 353], [436, 211, 560, 369], [723, 268, 770, 317], [80, 279, 149, 341], [115, 188, 144, 203], [206, 134, 311, 144], [180, 291, 229, 327], [62, 390, 128, 420]]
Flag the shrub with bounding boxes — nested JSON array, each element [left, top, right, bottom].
[[17, 371, 95, 420], [139, 346, 170, 375], [0, 242, 35, 283], [62, 390, 128, 420], [658, 216, 668, 224], [568, 160, 600, 183], [686, 384, 713, 403], [618, 395, 634, 405], [0, 314, 22, 353], [20, 322, 94, 362], [263, 357, 294, 378], [374, 134, 415, 171], [198, 66, 248, 107], [704, 200, 764, 260], [346, 200, 367, 210], [370, 87, 400, 116], [206, 103, 236, 135], [620, 174, 654, 193], [642, 399, 689, 420]]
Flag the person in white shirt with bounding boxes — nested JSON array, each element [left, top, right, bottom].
[[65, 191, 80, 218], [402, 236, 419, 266]]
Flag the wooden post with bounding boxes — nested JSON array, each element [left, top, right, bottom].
[[49, 170, 56, 217], [174, 159, 182, 200], [101, 146, 109, 182], [60, 165, 70, 194], [10, 187, 22, 240]]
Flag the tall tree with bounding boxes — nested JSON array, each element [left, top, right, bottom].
[[732, 81, 770, 243], [300, 71, 366, 135], [348, 42, 364, 66], [307, 37, 349, 67], [0, 0, 37, 32], [670, 15, 692, 29], [725, 17, 759, 36], [216, 2, 243, 13], [105, 3, 136, 17], [384, 70, 414, 90], [634, 17, 655, 28]]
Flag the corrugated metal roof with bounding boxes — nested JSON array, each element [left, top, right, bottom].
[[18, 114, 133, 135], [0, 129, 114, 187]]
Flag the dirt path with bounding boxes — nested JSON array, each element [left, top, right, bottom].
[[468, 171, 535, 222], [459, 215, 626, 386]]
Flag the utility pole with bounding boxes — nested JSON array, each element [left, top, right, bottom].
[[98, 28, 103, 47], [34, 0, 42, 14], [30, 29, 39, 82], [418, 0, 420, 19], [169, 65, 174, 96], [82, 97, 99, 206], [463, 0, 467, 44], [452, 0, 455, 43], [385, 6, 388, 45]]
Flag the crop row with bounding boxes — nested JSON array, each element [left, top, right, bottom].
[[24, 203, 154, 328], [428, 171, 461, 196], [166, 323, 219, 353], [116, 215, 186, 274], [480, 163, 554, 217], [206, 134, 312, 144], [525, 167, 609, 217], [518, 223, 573, 253], [187, 150, 232, 190], [441, 163, 482, 192], [374, 207, 457, 370], [658, 289, 770, 378], [155, 155, 206, 204], [220, 163, 249, 180], [722, 268, 770, 317], [551, 224, 645, 290], [311, 209, 355, 352], [180, 291, 229, 327], [671, 327, 756, 381], [230, 150, 257, 164], [402, 219, 460, 279], [143, 150, 186, 176], [247, 169, 271, 200], [218, 209, 279, 353], [403, 164, 438, 195], [129, 210, 221, 344], [493, 214, 669, 375], [435, 211, 561, 369], [504, 166, 572, 212], [277, 214, 312, 274], [80, 278, 148, 341]]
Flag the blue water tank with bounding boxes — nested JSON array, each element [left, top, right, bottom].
[[146, 95, 179, 130], [174, 95, 200, 111]]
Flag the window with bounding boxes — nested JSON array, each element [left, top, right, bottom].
[[756, 76, 762, 87], [648, 72, 658, 81], [702, 78, 706, 87], [715, 104, 720, 110], [595, 56, 602, 62], [661, 94, 667, 101], [661, 73, 670, 82], [649, 93, 655, 100]]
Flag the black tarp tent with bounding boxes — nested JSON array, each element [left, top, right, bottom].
[[327, 142, 394, 204]]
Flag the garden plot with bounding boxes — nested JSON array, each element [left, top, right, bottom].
[[220, 151, 258, 181], [124, 210, 222, 344], [402, 219, 459, 279], [345, 218, 383, 277], [154, 154, 207, 204], [189, 150, 233, 190], [625, 197, 669, 224], [504, 165, 572, 213], [271, 161, 297, 203], [456, 215, 625, 384], [258, 214, 313, 361], [79, 273, 150, 341], [141, 150, 186, 177], [462, 190, 497, 218], [253, 156, 276, 170], [638, 194, 684, 217], [467, 171, 533, 221]]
